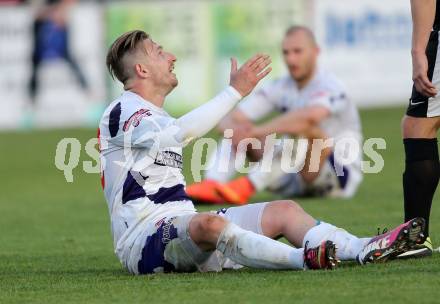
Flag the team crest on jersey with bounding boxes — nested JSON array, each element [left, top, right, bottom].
[[155, 217, 166, 228], [123, 109, 152, 131]]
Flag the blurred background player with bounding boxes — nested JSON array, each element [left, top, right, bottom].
[[186, 26, 363, 205], [29, 0, 88, 107], [399, 0, 440, 258]]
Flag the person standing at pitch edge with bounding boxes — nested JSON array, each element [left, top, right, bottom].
[[400, 0, 440, 258]]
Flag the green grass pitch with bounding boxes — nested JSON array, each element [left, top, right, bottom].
[[0, 106, 439, 303]]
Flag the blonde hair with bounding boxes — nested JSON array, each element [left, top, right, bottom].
[[106, 30, 150, 84]]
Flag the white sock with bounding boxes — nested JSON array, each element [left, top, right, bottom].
[[302, 222, 371, 261], [248, 152, 286, 191], [217, 223, 304, 269], [205, 139, 246, 182], [248, 140, 306, 192]]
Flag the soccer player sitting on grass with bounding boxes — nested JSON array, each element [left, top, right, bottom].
[[186, 26, 363, 205], [98, 30, 426, 275]]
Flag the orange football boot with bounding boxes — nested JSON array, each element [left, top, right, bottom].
[[186, 179, 224, 204], [214, 176, 255, 205]]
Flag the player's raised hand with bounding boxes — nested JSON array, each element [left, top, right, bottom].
[[229, 54, 272, 97], [412, 52, 437, 97]]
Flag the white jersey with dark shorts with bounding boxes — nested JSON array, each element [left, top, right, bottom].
[[99, 87, 274, 274], [99, 91, 196, 274], [237, 69, 363, 198]]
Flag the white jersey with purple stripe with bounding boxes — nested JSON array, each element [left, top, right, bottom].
[[98, 91, 197, 273], [98, 86, 243, 273]]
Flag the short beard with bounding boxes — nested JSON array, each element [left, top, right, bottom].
[[291, 70, 313, 84], [164, 79, 178, 96]]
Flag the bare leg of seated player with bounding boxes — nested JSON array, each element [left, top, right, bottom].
[[187, 125, 335, 204], [259, 201, 369, 261], [218, 200, 426, 265], [298, 126, 332, 183], [140, 201, 425, 274], [186, 207, 337, 271], [245, 126, 335, 199]]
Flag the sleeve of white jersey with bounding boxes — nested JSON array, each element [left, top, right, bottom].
[[236, 81, 277, 121], [107, 86, 242, 150], [173, 86, 242, 145], [307, 89, 347, 114]]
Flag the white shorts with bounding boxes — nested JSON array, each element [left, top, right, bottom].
[[137, 202, 268, 274]]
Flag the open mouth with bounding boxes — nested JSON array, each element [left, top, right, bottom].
[[169, 64, 175, 73]]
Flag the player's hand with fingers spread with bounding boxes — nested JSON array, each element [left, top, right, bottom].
[[229, 54, 272, 97], [412, 51, 438, 97]]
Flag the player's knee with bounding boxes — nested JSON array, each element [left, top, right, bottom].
[[197, 214, 228, 236], [270, 200, 305, 218], [276, 200, 304, 213], [189, 214, 228, 249], [263, 200, 306, 237]]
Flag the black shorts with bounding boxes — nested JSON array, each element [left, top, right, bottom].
[[407, 30, 440, 118]]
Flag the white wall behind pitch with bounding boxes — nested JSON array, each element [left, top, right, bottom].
[[313, 0, 413, 108]]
